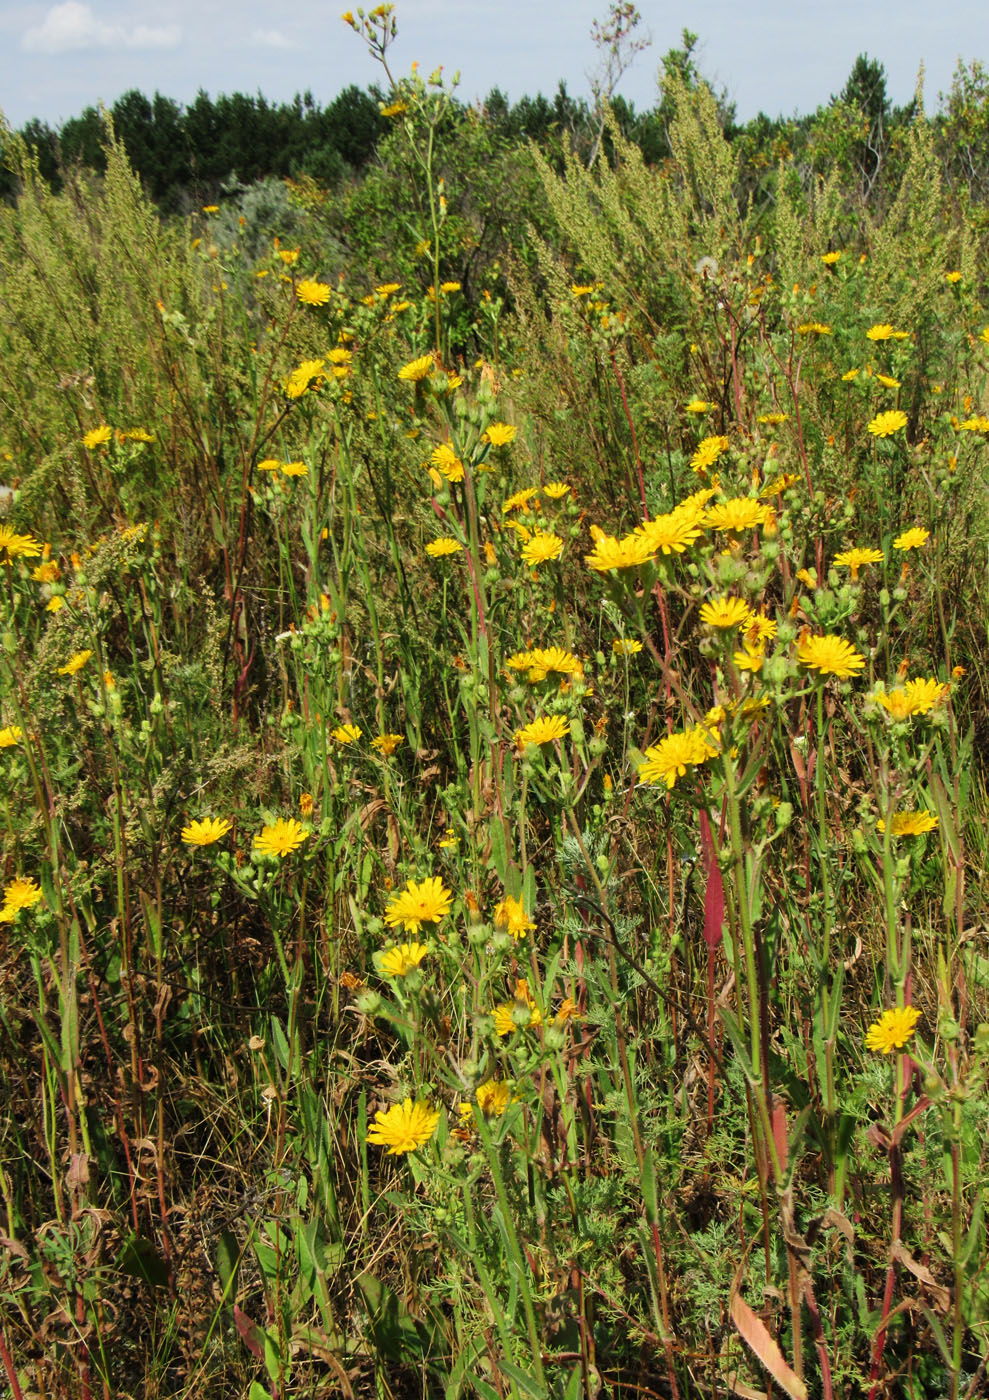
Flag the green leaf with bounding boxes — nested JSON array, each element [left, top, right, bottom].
[[269, 1015, 290, 1071], [215, 1228, 241, 1302], [497, 1357, 547, 1398], [117, 1233, 170, 1289], [355, 1271, 424, 1362]]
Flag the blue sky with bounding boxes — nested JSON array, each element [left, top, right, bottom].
[[0, 0, 982, 131]]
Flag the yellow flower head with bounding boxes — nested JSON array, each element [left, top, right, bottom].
[[331, 724, 362, 744], [584, 531, 654, 571], [638, 728, 718, 790], [502, 487, 540, 514], [832, 546, 884, 578], [0, 725, 23, 747], [543, 481, 570, 499], [0, 525, 42, 562], [796, 633, 866, 679], [525, 647, 582, 681], [876, 810, 939, 836], [57, 649, 93, 676], [515, 714, 570, 748], [866, 324, 909, 341], [181, 817, 232, 847], [690, 435, 730, 472], [960, 415, 989, 432], [426, 537, 463, 557], [613, 638, 642, 656], [371, 733, 404, 755], [281, 460, 308, 477], [867, 410, 908, 438], [521, 531, 564, 567], [285, 359, 325, 398], [821, 251, 842, 265], [296, 279, 332, 306], [491, 980, 543, 1036], [685, 399, 710, 413], [797, 322, 831, 335], [493, 894, 535, 940], [431, 443, 464, 483], [476, 1080, 511, 1116], [398, 354, 434, 382], [704, 498, 769, 533], [757, 412, 789, 425], [637, 509, 704, 555], [385, 875, 453, 934], [699, 595, 752, 629], [893, 527, 929, 551], [366, 1098, 440, 1154], [379, 942, 430, 977], [865, 1005, 920, 1054], [254, 818, 308, 858], [0, 877, 44, 922], [82, 425, 113, 449], [484, 422, 516, 446]]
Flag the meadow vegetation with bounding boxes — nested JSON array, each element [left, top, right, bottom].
[[3, 7, 989, 1396]]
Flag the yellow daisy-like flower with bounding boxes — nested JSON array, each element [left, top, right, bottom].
[[521, 531, 564, 567], [379, 100, 408, 118], [704, 498, 769, 533], [759, 472, 799, 497], [865, 1005, 920, 1054], [296, 279, 332, 306], [281, 460, 308, 477], [842, 368, 861, 381], [366, 1098, 440, 1154], [82, 425, 113, 449], [945, 270, 962, 283], [797, 322, 831, 335], [181, 817, 232, 846], [440, 281, 461, 294], [833, 546, 884, 579], [743, 612, 777, 644], [431, 443, 464, 483], [484, 423, 516, 446], [57, 649, 93, 676], [959, 415, 989, 432], [638, 728, 718, 790], [202, 204, 220, 214], [733, 641, 765, 672], [876, 374, 900, 389], [494, 894, 536, 940], [796, 633, 866, 679], [491, 980, 543, 1036], [893, 527, 929, 551], [867, 410, 908, 438], [699, 596, 752, 629], [285, 359, 325, 398], [425, 537, 463, 557], [690, 435, 730, 472], [584, 531, 654, 572], [0, 877, 44, 922], [385, 875, 453, 934], [331, 724, 362, 744], [543, 481, 570, 499], [371, 733, 403, 755], [379, 942, 430, 977], [757, 412, 789, 425], [254, 818, 308, 858], [685, 399, 710, 413], [398, 354, 434, 382], [515, 714, 570, 748], [877, 810, 939, 836], [525, 647, 582, 681], [506, 651, 537, 672], [258, 458, 281, 472], [32, 560, 59, 582], [0, 725, 23, 747], [476, 1080, 511, 1116], [637, 509, 704, 556], [503, 487, 540, 514], [613, 638, 642, 655], [0, 526, 42, 562], [866, 324, 909, 341], [120, 427, 155, 443], [821, 251, 842, 265], [877, 678, 948, 719]]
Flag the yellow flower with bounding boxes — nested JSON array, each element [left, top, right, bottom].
[[521, 531, 564, 566], [503, 487, 540, 513], [46, 595, 64, 613], [0, 725, 22, 747], [483, 422, 516, 446], [366, 1098, 440, 1154], [797, 322, 831, 334], [327, 346, 353, 365], [757, 412, 788, 425], [571, 284, 595, 296], [0, 525, 42, 562], [379, 942, 430, 977], [476, 1080, 511, 1116], [0, 877, 44, 922], [385, 875, 453, 934], [876, 678, 948, 719], [371, 733, 403, 755], [685, 399, 709, 413], [202, 204, 219, 214], [821, 251, 842, 265], [733, 640, 765, 672], [32, 559, 59, 582], [258, 458, 281, 472], [277, 247, 300, 264], [515, 714, 570, 748], [945, 270, 962, 283], [613, 639, 642, 655], [876, 374, 900, 389], [796, 633, 866, 679], [426, 537, 463, 557], [82, 426, 113, 449], [120, 428, 155, 443], [254, 818, 308, 858], [57, 649, 93, 676], [543, 481, 570, 499], [431, 443, 464, 483], [331, 724, 362, 744], [379, 100, 408, 118], [842, 368, 861, 381], [281, 460, 308, 477], [960, 415, 989, 432], [494, 894, 535, 940], [181, 817, 232, 846], [690, 435, 730, 472], [525, 647, 582, 681], [893, 527, 929, 551], [440, 281, 461, 294], [704, 498, 769, 532], [285, 359, 325, 398], [638, 728, 718, 790], [637, 509, 704, 555], [759, 473, 799, 497], [865, 1005, 920, 1054], [296, 279, 332, 306], [867, 410, 908, 438], [398, 354, 434, 382], [299, 792, 314, 818], [491, 980, 543, 1036], [866, 324, 909, 341], [832, 546, 884, 579], [584, 531, 654, 571], [699, 596, 752, 629], [877, 810, 939, 836]]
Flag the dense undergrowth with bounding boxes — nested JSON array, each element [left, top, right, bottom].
[[2, 10, 989, 1398]]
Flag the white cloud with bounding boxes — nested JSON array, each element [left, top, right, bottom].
[[249, 27, 296, 49], [22, 2, 180, 53]]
